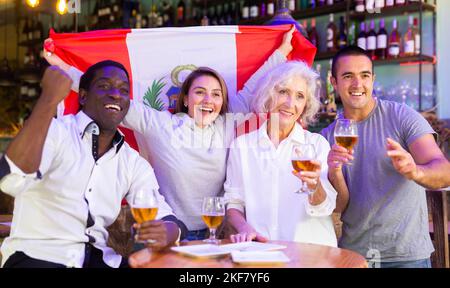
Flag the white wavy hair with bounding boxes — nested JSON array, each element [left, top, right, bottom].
[[250, 61, 321, 126]]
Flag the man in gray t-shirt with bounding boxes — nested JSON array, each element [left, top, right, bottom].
[[321, 46, 450, 268]]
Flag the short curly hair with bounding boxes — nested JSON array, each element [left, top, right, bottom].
[[250, 61, 320, 126]]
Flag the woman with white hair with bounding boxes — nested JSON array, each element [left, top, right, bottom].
[[224, 61, 338, 247]]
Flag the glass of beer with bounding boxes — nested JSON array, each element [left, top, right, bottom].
[[291, 143, 319, 194], [130, 189, 159, 244], [334, 119, 359, 165], [201, 196, 225, 244]]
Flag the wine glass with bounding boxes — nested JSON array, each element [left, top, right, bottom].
[[201, 196, 225, 244], [291, 143, 318, 194], [334, 119, 358, 165], [130, 189, 159, 244]]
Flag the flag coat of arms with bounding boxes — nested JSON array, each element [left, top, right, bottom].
[[48, 25, 316, 150]]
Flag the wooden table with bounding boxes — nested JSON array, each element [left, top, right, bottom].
[[0, 214, 12, 238], [129, 240, 368, 268]]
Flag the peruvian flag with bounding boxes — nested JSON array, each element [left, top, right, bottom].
[[48, 25, 316, 150]]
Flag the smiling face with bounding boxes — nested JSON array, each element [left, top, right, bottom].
[[79, 66, 130, 132], [270, 76, 308, 131], [331, 55, 376, 119], [184, 75, 224, 128]]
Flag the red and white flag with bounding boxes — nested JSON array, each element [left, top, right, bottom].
[[48, 25, 316, 149]]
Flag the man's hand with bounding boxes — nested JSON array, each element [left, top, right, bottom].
[[327, 144, 353, 171], [133, 220, 178, 251], [277, 25, 296, 57], [41, 66, 73, 106], [386, 137, 419, 180]]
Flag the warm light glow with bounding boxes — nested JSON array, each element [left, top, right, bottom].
[[26, 0, 39, 8], [56, 0, 68, 15]]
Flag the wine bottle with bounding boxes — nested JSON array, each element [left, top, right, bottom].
[[326, 14, 337, 52], [338, 16, 347, 49], [376, 18, 388, 59], [308, 18, 320, 50], [267, 0, 275, 15], [367, 19, 377, 60], [388, 18, 401, 58], [357, 22, 367, 50], [403, 15, 415, 56], [413, 17, 421, 55], [355, 0, 365, 12]]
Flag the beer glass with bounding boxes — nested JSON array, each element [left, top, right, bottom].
[[201, 196, 225, 244], [334, 119, 358, 165], [130, 189, 159, 244], [291, 143, 318, 194]]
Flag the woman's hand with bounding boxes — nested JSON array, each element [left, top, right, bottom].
[[292, 160, 321, 192], [230, 225, 268, 243], [277, 25, 296, 57], [43, 38, 71, 72]]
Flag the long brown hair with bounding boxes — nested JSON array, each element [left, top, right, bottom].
[[175, 67, 228, 114]]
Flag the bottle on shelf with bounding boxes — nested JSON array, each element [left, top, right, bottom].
[[375, 0, 385, 10], [260, 0, 266, 17], [267, 0, 275, 16], [366, 0, 375, 12], [395, 0, 406, 5], [177, 0, 186, 25], [386, 0, 395, 7], [403, 15, 415, 57], [357, 22, 367, 50], [376, 18, 388, 60], [308, 18, 320, 50], [201, 8, 209, 26], [22, 18, 30, 42], [348, 21, 356, 46], [367, 19, 377, 60], [326, 60, 337, 113], [241, 0, 250, 20], [288, 0, 296, 11], [388, 18, 401, 58], [250, 0, 259, 18], [326, 13, 338, 52], [327, 0, 334, 5], [210, 6, 219, 25], [316, 64, 328, 113], [308, 0, 316, 9], [355, 0, 365, 12], [318, 0, 326, 7], [413, 17, 421, 55], [338, 16, 347, 49]]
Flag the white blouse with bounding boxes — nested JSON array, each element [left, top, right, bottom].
[[224, 122, 338, 247]]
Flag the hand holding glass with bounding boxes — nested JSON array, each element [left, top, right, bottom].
[[334, 119, 358, 165], [291, 144, 319, 194], [201, 197, 225, 244], [130, 189, 159, 244]]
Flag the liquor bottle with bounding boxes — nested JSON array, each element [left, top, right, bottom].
[[413, 17, 421, 55], [348, 21, 356, 46], [395, 0, 406, 5], [367, 19, 377, 60], [318, 0, 326, 7], [338, 16, 347, 49], [357, 22, 367, 50], [308, 18, 320, 49], [388, 18, 401, 58], [315, 64, 328, 113], [309, 0, 316, 9], [260, 0, 266, 17], [250, 0, 259, 18], [28, 19, 34, 41], [386, 0, 395, 7], [218, 4, 226, 25], [366, 0, 375, 12], [210, 6, 218, 25], [355, 0, 364, 12], [201, 9, 209, 26], [326, 60, 337, 113], [326, 13, 338, 52], [242, 0, 250, 19], [288, 0, 296, 11], [403, 15, 415, 56], [376, 18, 388, 59], [267, 0, 275, 15], [34, 19, 43, 41], [177, 0, 186, 24], [327, 0, 334, 6], [375, 0, 385, 9], [228, 2, 237, 25]]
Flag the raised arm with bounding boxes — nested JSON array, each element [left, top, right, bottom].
[[5, 66, 72, 174], [327, 144, 352, 213], [387, 136, 450, 189], [229, 26, 295, 114]]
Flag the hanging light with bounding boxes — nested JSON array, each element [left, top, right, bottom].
[[56, 0, 68, 15], [265, 0, 307, 37], [26, 0, 40, 8]]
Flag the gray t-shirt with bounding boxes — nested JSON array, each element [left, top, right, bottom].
[[321, 99, 435, 262]]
